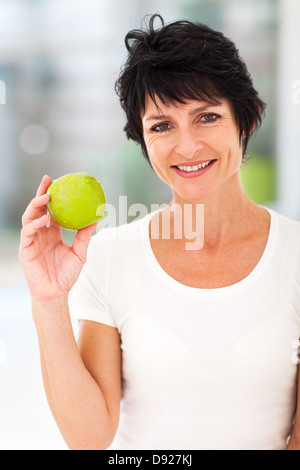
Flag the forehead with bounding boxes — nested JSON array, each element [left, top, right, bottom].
[[142, 93, 232, 117]]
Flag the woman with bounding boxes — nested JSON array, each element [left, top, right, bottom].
[[19, 14, 300, 450]]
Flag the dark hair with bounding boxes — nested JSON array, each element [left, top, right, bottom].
[[115, 14, 266, 163]]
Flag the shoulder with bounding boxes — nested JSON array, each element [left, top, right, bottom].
[[86, 211, 153, 259], [269, 207, 300, 245], [267, 207, 300, 281], [92, 211, 152, 240]]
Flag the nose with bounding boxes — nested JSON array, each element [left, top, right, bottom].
[[174, 127, 204, 160]]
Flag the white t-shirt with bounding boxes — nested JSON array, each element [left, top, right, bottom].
[[70, 207, 300, 450]]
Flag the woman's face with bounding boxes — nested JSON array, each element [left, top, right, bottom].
[[142, 95, 244, 204]]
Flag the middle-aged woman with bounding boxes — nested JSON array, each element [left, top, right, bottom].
[[19, 14, 300, 450]]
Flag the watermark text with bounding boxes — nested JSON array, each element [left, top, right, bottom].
[[96, 197, 205, 251]]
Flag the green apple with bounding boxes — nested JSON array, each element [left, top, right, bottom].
[[47, 172, 106, 230]]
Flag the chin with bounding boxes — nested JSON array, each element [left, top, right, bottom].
[[173, 184, 213, 204]]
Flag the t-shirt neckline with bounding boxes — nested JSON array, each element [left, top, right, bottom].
[[142, 205, 277, 297]]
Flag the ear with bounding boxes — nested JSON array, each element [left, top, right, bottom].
[[241, 118, 259, 141], [249, 102, 262, 136], [243, 123, 256, 140]]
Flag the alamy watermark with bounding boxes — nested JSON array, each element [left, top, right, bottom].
[[0, 80, 6, 104], [95, 197, 205, 251], [291, 80, 300, 104]]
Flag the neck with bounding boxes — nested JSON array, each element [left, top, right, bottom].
[[168, 172, 262, 249]]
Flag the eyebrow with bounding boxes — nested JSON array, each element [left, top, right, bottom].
[[145, 104, 220, 122]]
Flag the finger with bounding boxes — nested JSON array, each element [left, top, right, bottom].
[[22, 193, 50, 227], [22, 174, 51, 227], [20, 213, 50, 251], [36, 175, 52, 198], [71, 223, 98, 264], [48, 213, 61, 231]]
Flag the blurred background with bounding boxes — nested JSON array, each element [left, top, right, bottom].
[[0, 0, 299, 450]]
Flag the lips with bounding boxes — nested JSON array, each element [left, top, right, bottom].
[[171, 159, 217, 178], [173, 159, 215, 167]]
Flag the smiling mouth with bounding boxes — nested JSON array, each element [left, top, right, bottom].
[[172, 160, 216, 172]]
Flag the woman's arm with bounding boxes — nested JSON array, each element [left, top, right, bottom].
[[288, 367, 300, 450], [33, 299, 121, 450], [19, 176, 121, 449]]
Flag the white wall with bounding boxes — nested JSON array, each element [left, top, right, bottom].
[[276, 0, 300, 219]]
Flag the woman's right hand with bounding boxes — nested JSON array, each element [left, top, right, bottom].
[[19, 175, 97, 304]]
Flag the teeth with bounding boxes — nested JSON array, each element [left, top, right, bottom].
[[177, 161, 212, 172]]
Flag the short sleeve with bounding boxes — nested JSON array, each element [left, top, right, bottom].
[[69, 231, 117, 328]]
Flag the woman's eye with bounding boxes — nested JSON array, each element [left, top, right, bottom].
[[201, 113, 220, 124], [151, 122, 171, 133]]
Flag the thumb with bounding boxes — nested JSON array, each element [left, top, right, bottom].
[[72, 223, 98, 264]]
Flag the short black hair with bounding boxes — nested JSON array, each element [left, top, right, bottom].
[[115, 14, 266, 163]]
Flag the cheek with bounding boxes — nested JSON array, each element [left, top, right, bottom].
[[144, 134, 170, 163], [212, 126, 242, 157], [143, 135, 173, 183], [144, 135, 156, 155]]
